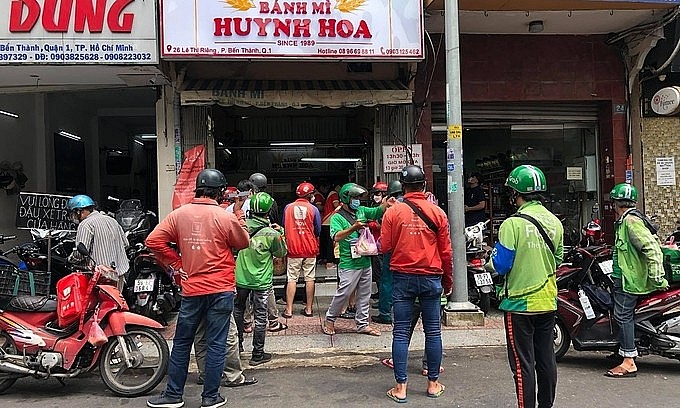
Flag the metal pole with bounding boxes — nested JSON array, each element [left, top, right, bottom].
[[444, 0, 476, 311]]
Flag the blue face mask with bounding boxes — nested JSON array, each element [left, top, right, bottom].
[[349, 198, 361, 210]]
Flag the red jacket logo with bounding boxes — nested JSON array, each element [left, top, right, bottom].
[[9, 0, 136, 33]]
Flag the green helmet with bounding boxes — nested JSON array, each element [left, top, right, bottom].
[[386, 180, 403, 197], [610, 183, 638, 203], [251, 192, 274, 214], [338, 183, 367, 204], [505, 165, 547, 194]]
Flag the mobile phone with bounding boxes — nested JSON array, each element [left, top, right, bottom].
[[228, 191, 250, 198]]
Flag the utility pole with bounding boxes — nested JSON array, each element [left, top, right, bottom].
[[443, 0, 477, 313]]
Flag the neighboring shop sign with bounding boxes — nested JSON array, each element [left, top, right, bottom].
[[0, 0, 158, 64], [382, 144, 422, 173], [15, 192, 75, 230], [651, 87, 680, 115], [161, 0, 423, 60]]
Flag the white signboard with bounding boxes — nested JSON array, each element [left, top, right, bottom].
[[566, 167, 583, 181], [656, 157, 676, 186], [161, 0, 423, 60], [383, 144, 422, 173], [0, 0, 158, 64]]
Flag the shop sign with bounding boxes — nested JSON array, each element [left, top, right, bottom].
[[161, 0, 423, 60], [0, 0, 158, 65], [651, 87, 680, 115], [382, 144, 422, 173], [15, 192, 76, 230]]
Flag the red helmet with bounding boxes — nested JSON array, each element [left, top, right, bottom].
[[372, 181, 388, 193], [296, 182, 315, 197]]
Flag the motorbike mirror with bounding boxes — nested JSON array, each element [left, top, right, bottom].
[[108, 195, 120, 202], [77, 242, 90, 257]]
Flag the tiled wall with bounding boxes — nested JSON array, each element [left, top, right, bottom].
[[642, 117, 680, 239]]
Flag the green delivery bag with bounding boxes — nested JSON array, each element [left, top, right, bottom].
[[662, 247, 680, 283]]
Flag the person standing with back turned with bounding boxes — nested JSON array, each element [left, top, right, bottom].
[[145, 169, 250, 408], [491, 165, 563, 408], [380, 165, 452, 403]]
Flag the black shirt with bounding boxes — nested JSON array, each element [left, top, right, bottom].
[[464, 185, 487, 227]]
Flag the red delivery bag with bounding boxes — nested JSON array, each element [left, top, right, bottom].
[[56, 273, 90, 327]]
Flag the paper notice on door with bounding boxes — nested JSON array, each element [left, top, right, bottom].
[[656, 157, 676, 186], [566, 167, 583, 180]]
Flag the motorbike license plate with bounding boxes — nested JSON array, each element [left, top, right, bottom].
[[133, 278, 155, 293], [473, 272, 493, 287], [598, 260, 613, 275]]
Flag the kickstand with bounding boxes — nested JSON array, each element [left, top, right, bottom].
[[56, 377, 66, 387]]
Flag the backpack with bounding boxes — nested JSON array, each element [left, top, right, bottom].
[[623, 209, 659, 236]]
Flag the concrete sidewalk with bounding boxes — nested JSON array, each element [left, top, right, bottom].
[[161, 295, 506, 358]]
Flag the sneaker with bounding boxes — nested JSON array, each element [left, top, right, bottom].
[[201, 395, 226, 408], [147, 393, 185, 408], [249, 352, 272, 366]]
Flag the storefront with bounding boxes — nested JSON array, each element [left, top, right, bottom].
[[158, 0, 423, 209], [0, 0, 163, 236], [416, 34, 629, 242]]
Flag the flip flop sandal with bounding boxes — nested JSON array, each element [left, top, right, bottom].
[[380, 358, 394, 369], [386, 389, 407, 404], [427, 384, 445, 399], [604, 367, 638, 378], [301, 309, 314, 317], [281, 312, 293, 319], [225, 376, 258, 387], [267, 322, 288, 332], [322, 322, 335, 336]]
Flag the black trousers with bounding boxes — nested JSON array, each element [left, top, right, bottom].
[[504, 311, 557, 408]]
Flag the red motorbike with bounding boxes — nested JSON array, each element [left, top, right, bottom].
[[553, 245, 680, 361], [0, 243, 169, 397]]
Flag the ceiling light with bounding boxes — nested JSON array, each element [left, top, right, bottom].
[[137, 134, 157, 140], [0, 109, 18, 118], [301, 158, 361, 162], [58, 130, 81, 141], [528, 20, 544, 33], [218, 141, 224, 146], [270, 142, 315, 147], [134, 139, 144, 146]]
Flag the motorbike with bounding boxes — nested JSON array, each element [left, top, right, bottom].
[[107, 197, 180, 322], [465, 221, 496, 314], [553, 244, 680, 362], [580, 203, 605, 248], [0, 242, 169, 396]]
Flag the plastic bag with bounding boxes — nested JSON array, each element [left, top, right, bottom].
[[355, 227, 378, 256], [88, 321, 108, 347]]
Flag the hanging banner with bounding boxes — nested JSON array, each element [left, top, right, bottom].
[[172, 145, 206, 209], [0, 0, 158, 65], [160, 0, 423, 60]]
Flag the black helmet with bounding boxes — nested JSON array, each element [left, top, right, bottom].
[[249, 172, 267, 190], [386, 180, 403, 197], [196, 169, 227, 189], [400, 165, 425, 184]]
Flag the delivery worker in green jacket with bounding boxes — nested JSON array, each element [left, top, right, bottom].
[[233, 192, 287, 367], [606, 183, 668, 378], [491, 164, 564, 408]]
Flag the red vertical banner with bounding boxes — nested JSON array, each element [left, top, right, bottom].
[[172, 145, 205, 209]]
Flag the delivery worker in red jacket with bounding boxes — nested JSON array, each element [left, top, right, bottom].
[[282, 182, 322, 318], [380, 165, 452, 403], [145, 169, 250, 408]]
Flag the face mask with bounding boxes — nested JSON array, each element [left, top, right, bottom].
[[372, 194, 382, 203], [309, 195, 315, 204], [349, 198, 361, 210], [70, 212, 81, 225]]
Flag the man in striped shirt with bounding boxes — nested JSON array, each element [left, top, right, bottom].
[[66, 194, 129, 289]]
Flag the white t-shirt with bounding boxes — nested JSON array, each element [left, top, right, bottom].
[[226, 198, 251, 218]]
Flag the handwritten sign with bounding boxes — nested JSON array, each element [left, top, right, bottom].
[[15, 192, 76, 230], [382, 144, 422, 173]]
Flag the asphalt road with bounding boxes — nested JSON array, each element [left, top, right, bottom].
[[1, 347, 678, 407]]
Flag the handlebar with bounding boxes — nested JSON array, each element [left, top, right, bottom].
[[0, 235, 17, 244]]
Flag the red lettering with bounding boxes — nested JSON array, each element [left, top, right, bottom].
[[293, 19, 310, 37], [273, 18, 290, 37], [233, 18, 251, 36], [74, 0, 106, 33], [9, 0, 135, 33], [259, 2, 269, 13], [254, 18, 272, 36], [318, 19, 335, 37], [354, 19, 372, 38], [214, 18, 232, 36], [9, 0, 40, 32], [336, 20, 352, 38], [42, 0, 73, 32], [107, 0, 134, 32]]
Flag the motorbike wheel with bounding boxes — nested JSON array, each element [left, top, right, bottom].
[[0, 332, 19, 394], [479, 292, 491, 315], [554, 319, 571, 361], [99, 326, 169, 397]]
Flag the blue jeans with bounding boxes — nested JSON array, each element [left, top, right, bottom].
[[392, 272, 443, 383], [378, 253, 393, 320], [612, 277, 638, 358], [165, 292, 234, 400]]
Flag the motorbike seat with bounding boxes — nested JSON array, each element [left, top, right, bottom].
[[6, 295, 57, 312]]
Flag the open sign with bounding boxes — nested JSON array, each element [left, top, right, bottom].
[[382, 144, 423, 173]]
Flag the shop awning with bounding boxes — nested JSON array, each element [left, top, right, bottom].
[[180, 79, 413, 109]]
